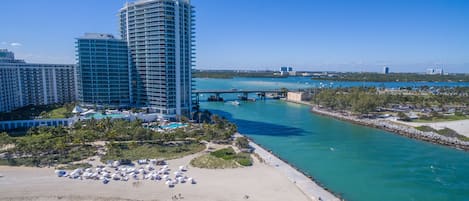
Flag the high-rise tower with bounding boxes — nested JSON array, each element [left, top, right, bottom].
[[76, 33, 131, 108], [119, 0, 195, 117]]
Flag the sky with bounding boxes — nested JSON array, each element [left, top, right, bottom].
[[1, 0, 468, 73]]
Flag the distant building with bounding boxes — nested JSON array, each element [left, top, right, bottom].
[[383, 66, 390, 74], [427, 68, 444, 75], [279, 66, 294, 76], [287, 91, 311, 102], [301, 72, 312, 77], [0, 49, 76, 112], [76, 33, 131, 108]]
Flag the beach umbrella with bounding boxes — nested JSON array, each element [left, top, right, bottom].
[[179, 166, 186, 171], [177, 177, 185, 183], [102, 178, 110, 184], [163, 175, 169, 180], [55, 170, 66, 177], [188, 177, 196, 184]]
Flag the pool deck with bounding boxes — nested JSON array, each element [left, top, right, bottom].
[[235, 133, 341, 201]]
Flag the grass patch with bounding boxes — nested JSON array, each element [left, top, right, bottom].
[[58, 162, 92, 170], [234, 152, 253, 166], [191, 147, 252, 169], [0, 145, 96, 167], [414, 115, 469, 123], [437, 128, 469, 141], [101, 142, 205, 162], [0, 103, 74, 121], [415, 126, 437, 132], [45, 106, 71, 119], [190, 154, 239, 169], [416, 126, 469, 141], [211, 147, 237, 160]]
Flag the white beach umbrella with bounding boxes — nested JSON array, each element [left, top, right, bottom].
[[178, 166, 185, 171]]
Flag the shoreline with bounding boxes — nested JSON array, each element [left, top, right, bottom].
[[285, 100, 469, 151], [235, 133, 342, 201], [0, 149, 312, 201]]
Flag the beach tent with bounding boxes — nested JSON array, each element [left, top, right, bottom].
[[55, 170, 67, 177]]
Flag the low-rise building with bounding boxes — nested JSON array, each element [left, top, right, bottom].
[[287, 91, 312, 102]]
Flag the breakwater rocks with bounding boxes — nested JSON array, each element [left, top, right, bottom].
[[310, 107, 469, 151]]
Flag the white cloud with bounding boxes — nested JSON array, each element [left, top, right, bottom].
[[10, 42, 22, 47], [1, 41, 7, 45]]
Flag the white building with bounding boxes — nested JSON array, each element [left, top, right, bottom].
[[0, 49, 76, 112], [119, 0, 195, 118], [427, 68, 444, 75]]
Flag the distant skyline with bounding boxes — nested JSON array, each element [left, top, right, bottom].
[[1, 0, 468, 73]]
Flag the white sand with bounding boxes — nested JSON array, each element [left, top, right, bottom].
[[402, 119, 469, 137], [248, 140, 340, 201], [0, 152, 311, 201]]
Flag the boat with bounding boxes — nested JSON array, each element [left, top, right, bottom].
[[231, 101, 240, 106]]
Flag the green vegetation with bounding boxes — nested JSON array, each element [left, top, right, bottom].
[[312, 87, 469, 115], [101, 142, 205, 162], [0, 103, 75, 121], [190, 148, 252, 169], [312, 72, 469, 82], [0, 111, 239, 167], [414, 112, 469, 123], [190, 154, 239, 169], [415, 126, 469, 141], [190, 147, 253, 169], [59, 162, 93, 170], [235, 137, 250, 149], [313, 87, 382, 114], [415, 126, 438, 132], [7, 104, 74, 120], [193, 70, 282, 79]]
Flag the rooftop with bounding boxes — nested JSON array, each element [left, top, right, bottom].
[[78, 33, 117, 40]]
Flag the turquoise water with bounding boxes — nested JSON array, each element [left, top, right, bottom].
[[160, 123, 188, 129], [195, 77, 469, 91], [196, 78, 469, 201], [86, 113, 125, 119]]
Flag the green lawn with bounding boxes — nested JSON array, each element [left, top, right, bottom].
[[190, 154, 239, 169], [44, 106, 71, 119], [0, 104, 74, 121], [101, 142, 206, 162], [0, 145, 96, 167], [190, 147, 253, 169]]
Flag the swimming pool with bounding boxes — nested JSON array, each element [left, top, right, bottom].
[[160, 123, 188, 129]]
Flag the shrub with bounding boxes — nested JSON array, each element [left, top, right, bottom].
[[210, 147, 236, 160]]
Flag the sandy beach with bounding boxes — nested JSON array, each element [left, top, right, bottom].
[[0, 150, 313, 201]]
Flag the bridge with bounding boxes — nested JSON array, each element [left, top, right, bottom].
[[193, 89, 283, 94], [192, 88, 306, 103]]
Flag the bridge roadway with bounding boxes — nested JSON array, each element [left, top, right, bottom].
[[192, 89, 283, 94]]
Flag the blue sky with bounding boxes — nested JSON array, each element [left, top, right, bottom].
[[1, 0, 468, 73]]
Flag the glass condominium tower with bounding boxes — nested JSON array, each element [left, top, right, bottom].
[[120, 0, 195, 117], [76, 33, 131, 108]]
